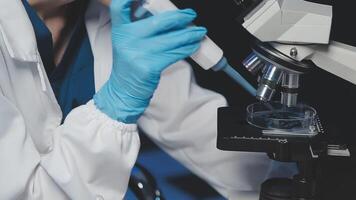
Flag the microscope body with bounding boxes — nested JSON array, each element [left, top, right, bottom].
[[241, 0, 356, 106], [218, 0, 356, 199]]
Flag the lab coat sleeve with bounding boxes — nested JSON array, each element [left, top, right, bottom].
[[0, 93, 140, 199], [138, 61, 296, 198]]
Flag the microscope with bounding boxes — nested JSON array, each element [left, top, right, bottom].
[[217, 0, 356, 199], [128, 0, 356, 199]]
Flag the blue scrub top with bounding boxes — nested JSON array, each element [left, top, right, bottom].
[[22, 0, 95, 120]]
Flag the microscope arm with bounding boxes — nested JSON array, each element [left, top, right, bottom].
[[271, 41, 356, 86], [309, 42, 356, 86]]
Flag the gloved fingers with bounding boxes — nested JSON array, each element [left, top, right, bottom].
[[131, 9, 197, 37], [145, 26, 207, 52], [110, 0, 137, 24], [159, 42, 202, 71]]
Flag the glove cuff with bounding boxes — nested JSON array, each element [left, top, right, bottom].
[[93, 82, 149, 123]]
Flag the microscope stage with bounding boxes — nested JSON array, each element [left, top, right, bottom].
[[217, 106, 328, 161]]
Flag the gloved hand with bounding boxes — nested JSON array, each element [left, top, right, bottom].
[[94, 0, 207, 123]]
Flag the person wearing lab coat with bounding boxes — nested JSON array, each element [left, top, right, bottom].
[[0, 0, 295, 199]]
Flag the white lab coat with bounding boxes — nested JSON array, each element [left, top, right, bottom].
[[0, 1, 296, 199]]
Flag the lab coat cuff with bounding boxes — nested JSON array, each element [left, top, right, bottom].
[[86, 100, 138, 133]]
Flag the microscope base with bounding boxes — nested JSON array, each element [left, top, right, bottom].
[[260, 178, 294, 200], [260, 176, 317, 200], [217, 106, 350, 200]]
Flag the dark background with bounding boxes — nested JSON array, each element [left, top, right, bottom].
[[169, 0, 356, 199]]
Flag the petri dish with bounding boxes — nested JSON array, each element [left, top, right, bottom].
[[246, 102, 317, 136]]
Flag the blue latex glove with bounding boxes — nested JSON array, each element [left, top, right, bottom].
[[94, 0, 207, 123]]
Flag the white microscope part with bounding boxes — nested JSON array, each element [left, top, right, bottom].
[[142, 0, 224, 70], [310, 42, 356, 86], [272, 41, 356, 86], [243, 0, 356, 86], [243, 0, 332, 44]]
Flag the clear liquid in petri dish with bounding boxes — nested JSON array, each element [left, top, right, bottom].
[[247, 102, 316, 131]]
